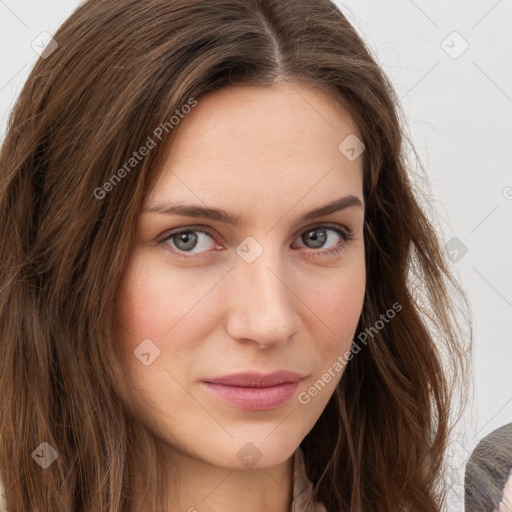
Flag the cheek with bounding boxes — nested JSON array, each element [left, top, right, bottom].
[[295, 264, 365, 400], [304, 262, 365, 341], [116, 251, 210, 345]]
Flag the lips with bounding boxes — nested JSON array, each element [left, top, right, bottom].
[[201, 371, 305, 411], [203, 371, 305, 387]]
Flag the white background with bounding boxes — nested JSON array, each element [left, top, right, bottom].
[[1, 1, 511, 508]]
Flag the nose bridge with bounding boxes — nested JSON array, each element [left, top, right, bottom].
[[226, 239, 299, 346]]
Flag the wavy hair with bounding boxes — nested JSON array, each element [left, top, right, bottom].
[[0, 0, 471, 510]]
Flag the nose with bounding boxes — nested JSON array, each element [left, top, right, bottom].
[[224, 247, 300, 349]]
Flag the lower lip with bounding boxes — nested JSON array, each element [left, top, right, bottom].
[[201, 380, 302, 411]]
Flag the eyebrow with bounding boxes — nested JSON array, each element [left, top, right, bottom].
[[142, 195, 364, 227]]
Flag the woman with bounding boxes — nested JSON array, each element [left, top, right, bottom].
[[0, 0, 471, 511]]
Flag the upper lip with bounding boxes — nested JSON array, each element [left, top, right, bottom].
[[203, 371, 305, 388]]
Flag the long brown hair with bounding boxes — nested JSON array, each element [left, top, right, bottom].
[[0, 0, 472, 510]]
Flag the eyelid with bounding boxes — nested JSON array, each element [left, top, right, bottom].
[[158, 222, 353, 241], [296, 221, 352, 238], [157, 225, 222, 247], [157, 222, 354, 258]]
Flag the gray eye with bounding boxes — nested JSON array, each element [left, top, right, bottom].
[[173, 231, 199, 251], [301, 228, 328, 249]]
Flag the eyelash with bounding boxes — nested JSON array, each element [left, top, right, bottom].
[[158, 224, 354, 260]]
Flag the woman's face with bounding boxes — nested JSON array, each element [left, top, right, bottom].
[[115, 81, 366, 470]]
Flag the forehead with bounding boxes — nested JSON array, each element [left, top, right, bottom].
[[145, 81, 364, 221], [162, 81, 361, 159]]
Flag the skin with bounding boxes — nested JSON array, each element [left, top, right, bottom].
[[498, 471, 512, 512], [115, 80, 366, 512]]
